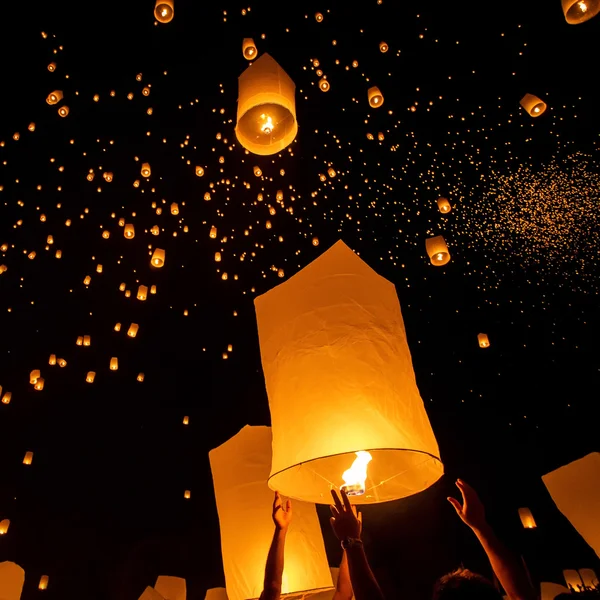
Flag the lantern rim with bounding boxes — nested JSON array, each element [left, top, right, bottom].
[[562, 0, 600, 23]]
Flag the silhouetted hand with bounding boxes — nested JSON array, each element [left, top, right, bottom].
[[447, 479, 487, 532], [330, 489, 362, 540], [272, 491, 292, 531]]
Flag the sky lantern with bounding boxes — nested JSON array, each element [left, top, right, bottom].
[[86, 372, 96, 383], [543, 452, 600, 559], [170, 202, 179, 215], [425, 235, 451, 266], [151, 248, 165, 267], [195, 166, 204, 177], [154, 0, 174, 23], [141, 162, 151, 177], [318, 78, 330, 92], [209, 425, 334, 600], [235, 53, 298, 156], [128, 323, 139, 337], [315, 12, 324, 22], [137, 285, 148, 300], [242, 38, 257, 60], [34, 378, 45, 391], [477, 333, 490, 348], [367, 86, 384, 108], [379, 41, 389, 52], [110, 358, 119, 371], [254, 241, 443, 504], [520, 94, 547, 117], [0, 561, 25, 600], [39, 576, 49, 590], [46, 90, 63, 105], [49, 354, 56, 365], [518, 507, 537, 529], [0, 519, 9, 535], [58, 106, 69, 117], [210, 226, 217, 239], [155, 576, 187, 599], [437, 197, 451, 213], [562, 0, 600, 23], [23, 451, 34, 465], [253, 166, 262, 177]]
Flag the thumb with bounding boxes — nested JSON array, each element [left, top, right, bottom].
[[447, 496, 462, 514]]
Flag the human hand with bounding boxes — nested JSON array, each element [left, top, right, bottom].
[[330, 489, 362, 541], [272, 491, 292, 531], [447, 479, 488, 533]]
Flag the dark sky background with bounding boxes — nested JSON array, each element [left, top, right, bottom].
[[0, 1, 599, 599]]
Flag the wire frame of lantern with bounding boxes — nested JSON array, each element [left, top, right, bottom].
[[579, 569, 599, 589], [437, 197, 451, 213], [254, 241, 443, 504], [518, 507, 537, 529], [520, 94, 547, 117], [151, 248, 165, 267], [477, 333, 490, 348], [154, 0, 174, 23], [425, 235, 451, 266], [563, 570, 584, 592], [46, 90, 63, 105], [367, 86, 384, 108], [562, 0, 600, 24], [235, 53, 298, 156], [242, 38, 257, 60]]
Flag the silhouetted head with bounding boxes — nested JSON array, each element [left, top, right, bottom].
[[433, 568, 502, 600]]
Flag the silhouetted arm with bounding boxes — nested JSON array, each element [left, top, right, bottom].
[[332, 551, 354, 600]]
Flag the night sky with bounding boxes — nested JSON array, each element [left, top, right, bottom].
[[0, 1, 599, 599]]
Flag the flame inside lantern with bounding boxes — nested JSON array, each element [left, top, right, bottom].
[[340, 451, 373, 496]]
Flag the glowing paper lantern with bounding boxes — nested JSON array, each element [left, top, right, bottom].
[[139, 588, 165, 600], [23, 451, 33, 465], [437, 197, 451, 213], [141, 162, 152, 177], [242, 38, 257, 60], [0, 561, 25, 600], [154, 0, 174, 23], [1, 392, 11, 404], [204, 589, 228, 600], [318, 78, 330, 92], [379, 41, 389, 52], [110, 357, 119, 371], [151, 248, 165, 267], [86, 372, 96, 383], [563, 570, 583, 592], [477, 333, 490, 348], [520, 94, 547, 117], [46, 90, 63, 105], [137, 285, 148, 301], [562, 0, 600, 24], [34, 378, 45, 391], [58, 106, 69, 117], [543, 453, 600, 559], [210, 226, 217, 239], [170, 203, 179, 215], [0, 519, 9, 534], [425, 235, 451, 266], [254, 241, 443, 504], [367, 86, 384, 108], [124, 224, 135, 239], [518, 507, 537, 529], [39, 575, 49, 590], [253, 166, 262, 177], [315, 12, 324, 22], [128, 323, 139, 338], [209, 426, 333, 600], [235, 53, 298, 156], [155, 576, 187, 600], [30, 370, 41, 384]]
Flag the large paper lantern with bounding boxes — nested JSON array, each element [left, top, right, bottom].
[[155, 576, 186, 600], [0, 561, 25, 600], [235, 53, 298, 156], [254, 240, 443, 504], [562, 0, 600, 24], [520, 94, 547, 117], [209, 425, 333, 600], [543, 452, 600, 559], [154, 0, 174, 23]]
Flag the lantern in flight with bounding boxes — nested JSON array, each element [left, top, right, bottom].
[[46, 90, 63, 105], [23, 451, 33, 465], [124, 224, 135, 239], [379, 41, 389, 53], [210, 226, 217, 239], [242, 38, 257, 60], [58, 106, 69, 117], [425, 235, 451, 266], [110, 358, 119, 371], [520, 94, 547, 117], [368, 86, 384, 108], [477, 333, 490, 348], [254, 241, 443, 504], [235, 53, 298, 156], [39, 576, 49, 590], [562, 0, 600, 24], [137, 285, 148, 300], [128, 323, 139, 338], [170, 202, 179, 215], [437, 197, 451, 213], [318, 78, 330, 92], [154, 0, 174, 23], [0, 519, 9, 535], [86, 372, 96, 383], [155, 576, 187, 600], [151, 248, 165, 267], [253, 166, 262, 177], [518, 507, 537, 529], [209, 425, 334, 600], [315, 12, 324, 21], [141, 162, 151, 177], [0, 561, 25, 600]]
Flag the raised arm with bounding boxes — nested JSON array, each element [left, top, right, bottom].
[[333, 510, 362, 600], [330, 489, 384, 600], [448, 479, 536, 600], [260, 491, 292, 600]]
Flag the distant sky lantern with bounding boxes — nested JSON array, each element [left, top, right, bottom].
[[437, 197, 451, 213], [23, 451, 33, 465], [39, 576, 49, 590], [315, 11, 324, 21], [58, 106, 69, 117], [34, 378, 45, 391], [562, 0, 600, 23], [151, 248, 165, 267], [58, 358, 67, 367], [142, 87, 150, 96], [209, 426, 334, 600], [379, 41, 389, 52], [110, 358, 119, 371], [327, 167, 336, 178], [204, 192, 211, 201], [86, 372, 96, 383], [13, 132, 20, 141], [170, 202, 179, 215], [2, 392, 11, 404], [266, 220, 272, 229], [377, 132, 384, 141], [49, 354, 56, 366], [425, 235, 451, 266], [183, 416, 189, 425], [128, 323, 139, 338], [154, 0, 174, 23], [215, 252, 222, 262], [235, 53, 298, 156], [151, 226, 159, 235], [124, 224, 135, 239], [368, 86, 384, 108], [103, 172, 113, 182], [150, 285, 157, 294], [318, 78, 330, 92], [76, 336, 83, 346], [48, 62, 56, 71], [47, 235, 53, 244], [102, 231, 110, 239], [114, 323, 121, 331], [184, 490, 191, 499], [0, 265, 7, 274], [478, 333, 490, 348], [28, 122, 35, 132], [196, 166, 205, 177], [255, 241, 443, 504], [30, 370, 41, 384], [210, 226, 217, 239], [520, 93, 547, 117], [55, 250, 62, 259], [141, 162, 151, 177], [0, 519, 9, 534], [242, 38, 257, 60], [46, 90, 63, 105], [83, 275, 92, 285], [83, 335, 91, 346], [518, 507, 537, 529], [253, 166, 262, 177], [312, 237, 319, 246], [137, 285, 148, 300]]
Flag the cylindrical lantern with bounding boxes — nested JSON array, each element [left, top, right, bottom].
[[209, 426, 334, 600], [379, 41, 389, 53], [235, 53, 298, 156], [23, 451, 33, 465], [114, 323, 121, 331], [83, 276, 92, 285], [86, 372, 96, 383], [183, 415, 189, 425], [242, 38, 257, 60], [562, 0, 600, 24], [34, 378, 45, 391], [254, 240, 443, 504], [520, 94, 547, 117], [137, 373, 145, 382], [30, 370, 41, 384], [518, 507, 537, 529], [196, 166, 205, 177], [477, 333, 490, 348], [150, 285, 157, 294], [141, 162, 151, 177], [327, 167, 336, 178], [46, 90, 63, 105], [0, 561, 25, 600], [170, 202, 179, 215], [83, 335, 91, 346], [0, 519, 9, 534], [128, 323, 139, 338], [151, 248, 165, 267], [253, 166, 262, 177], [154, 0, 174, 23], [210, 226, 217, 239], [315, 12, 324, 21], [425, 235, 451, 266], [155, 576, 187, 600], [318, 78, 330, 92], [367, 86, 384, 108], [437, 197, 451, 213], [137, 285, 148, 300], [1, 392, 11, 404], [110, 357, 118, 370], [58, 106, 69, 117], [49, 354, 56, 366], [39, 576, 49, 590], [124, 224, 135, 239]]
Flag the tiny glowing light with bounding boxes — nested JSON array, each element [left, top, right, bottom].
[[341, 451, 373, 496]]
